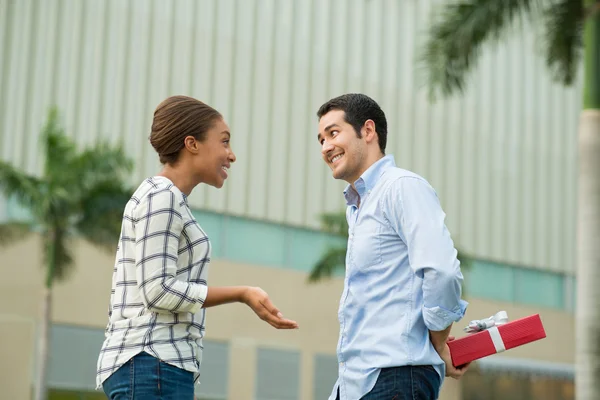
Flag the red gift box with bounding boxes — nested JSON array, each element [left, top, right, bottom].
[[447, 314, 547, 367]]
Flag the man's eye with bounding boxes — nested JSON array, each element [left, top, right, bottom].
[[331, 130, 338, 136]]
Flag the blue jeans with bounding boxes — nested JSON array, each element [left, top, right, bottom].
[[102, 352, 195, 400], [337, 366, 441, 400]]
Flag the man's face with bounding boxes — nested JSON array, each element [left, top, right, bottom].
[[318, 109, 367, 184]]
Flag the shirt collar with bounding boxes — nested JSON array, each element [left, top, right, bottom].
[[343, 154, 396, 206]]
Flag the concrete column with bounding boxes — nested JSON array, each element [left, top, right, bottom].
[[227, 337, 257, 400]]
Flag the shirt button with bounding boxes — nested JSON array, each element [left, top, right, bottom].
[[340, 362, 345, 366]]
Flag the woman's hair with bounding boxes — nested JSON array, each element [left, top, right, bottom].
[[149, 95, 222, 165]]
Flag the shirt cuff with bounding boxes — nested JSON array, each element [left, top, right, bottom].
[[423, 299, 469, 331], [189, 284, 209, 314]]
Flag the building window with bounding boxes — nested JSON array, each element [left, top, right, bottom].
[[313, 353, 338, 400], [255, 347, 301, 400]]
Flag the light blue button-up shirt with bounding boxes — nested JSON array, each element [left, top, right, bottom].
[[330, 155, 468, 400]]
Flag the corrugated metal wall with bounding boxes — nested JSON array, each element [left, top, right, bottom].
[[0, 0, 581, 273]]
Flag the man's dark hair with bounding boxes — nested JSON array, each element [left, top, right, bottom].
[[316, 93, 387, 154]]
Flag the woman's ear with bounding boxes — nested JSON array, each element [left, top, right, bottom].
[[183, 136, 199, 154]]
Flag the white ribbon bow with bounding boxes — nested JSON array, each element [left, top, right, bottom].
[[464, 310, 509, 353], [464, 310, 508, 333]]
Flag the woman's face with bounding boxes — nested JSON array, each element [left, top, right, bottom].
[[191, 118, 236, 188]]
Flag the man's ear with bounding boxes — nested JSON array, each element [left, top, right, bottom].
[[363, 119, 377, 144], [183, 136, 199, 154]]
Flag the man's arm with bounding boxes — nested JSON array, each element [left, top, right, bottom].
[[383, 177, 469, 377]]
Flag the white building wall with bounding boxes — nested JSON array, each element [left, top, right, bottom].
[[0, 0, 581, 273]]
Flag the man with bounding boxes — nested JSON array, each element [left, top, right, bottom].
[[316, 93, 469, 400]]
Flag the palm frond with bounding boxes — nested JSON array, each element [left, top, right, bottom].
[[41, 108, 77, 181], [43, 227, 74, 287], [0, 161, 44, 212], [75, 180, 132, 251], [72, 141, 133, 188], [0, 221, 33, 246], [307, 246, 347, 283], [319, 212, 349, 237], [421, 0, 541, 99], [543, 0, 584, 85]]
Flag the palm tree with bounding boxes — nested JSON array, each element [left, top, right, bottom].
[[420, 1, 598, 398], [0, 108, 134, 400], [308, 211, 472, 284]]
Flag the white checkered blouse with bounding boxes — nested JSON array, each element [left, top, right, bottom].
[[96, 176, 210, 388]]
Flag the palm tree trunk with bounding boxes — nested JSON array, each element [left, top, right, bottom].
[[33, 286, 51, 400], [576, 3, 600, 399]]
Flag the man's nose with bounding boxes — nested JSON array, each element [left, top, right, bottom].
[[321, 140, 333, 155]]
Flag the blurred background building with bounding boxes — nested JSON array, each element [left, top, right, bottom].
[[0, 0, 578, 399]]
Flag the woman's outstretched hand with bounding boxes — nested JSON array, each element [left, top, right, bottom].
[[242, 287, 299, 329]]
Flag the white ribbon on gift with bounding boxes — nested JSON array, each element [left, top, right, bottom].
[[463, 310, 509, 353]]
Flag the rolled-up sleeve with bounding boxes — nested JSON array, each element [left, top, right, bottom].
[[383, 177, 468, 331], [133, 189, 208, 314]]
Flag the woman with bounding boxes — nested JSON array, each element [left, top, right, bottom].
[[96, 95, 298, 399]]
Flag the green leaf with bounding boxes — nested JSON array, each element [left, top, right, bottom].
[[0, 221, 33, 246], [543, 0, 584, 85], [43, 227, 74, 287], [420, 0, 541, 99], [0, 161, 44, 212], [307, 246, 347, 283], [319, 212, 349, 237], [75, 180, 132, 251]]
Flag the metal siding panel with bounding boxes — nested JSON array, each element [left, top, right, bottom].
[[100, 0, 130, 145], [396, 0, 418, 172], [65, 0, 88, 143], [246, 0, 276, 220], [550, 83, 567, 272], [0, 0, 583, 274], [2, 0, 32, 166], [535, 55, 550, 269], [187, 0, 218, 210], [320, 0, 349, 217], [206, 0, 237, 214], [505, 32, 524, 266], [224, 0, 258, 217], [304, 0, 331, 228], [76, 0, 106, 148], [441, 94, 463, 239], [521, 28, 538, 267], [379, 0, 400, 162], [284, 0, 312, 226], [458, 54, 480, 257], [345, 0, 366, 94], [141, 0, 174, 182], [566, 76, 582, 274], [23, 0, 52, 176], [168, 0, 196, 96], [474, 49, 494, 259], [0, 0, 11, 156], [266, 1, 293, 222]]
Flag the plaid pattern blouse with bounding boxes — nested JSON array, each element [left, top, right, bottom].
[[96, 176, 210, 388]]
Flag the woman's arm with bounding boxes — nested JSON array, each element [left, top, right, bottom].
[[203, 286, 299, 329]]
